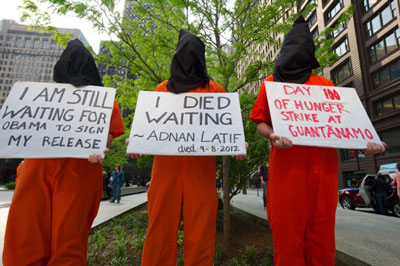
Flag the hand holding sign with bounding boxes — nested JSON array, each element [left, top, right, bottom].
[[269, 133, 293, 149]]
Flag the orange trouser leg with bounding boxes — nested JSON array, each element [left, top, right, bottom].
[[304, 151, 338, 266], [142, 156, 183, 266], [2, 159, 102, 266], [267, 147, 338, 266], [183, 157, 217, 266], [48, 159, 102, 266], [3, 159, 52, 266]]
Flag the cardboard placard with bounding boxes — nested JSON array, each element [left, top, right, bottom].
[[0, 82, 115, 158], [265, 81, 382, 149], [127, 91, 246, 155]]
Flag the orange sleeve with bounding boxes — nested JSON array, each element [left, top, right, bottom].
[[250, 76, 273, 126], [109, 100, 125, 138]]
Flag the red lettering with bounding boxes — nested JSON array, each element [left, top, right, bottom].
[[365, 129, 374, 140]]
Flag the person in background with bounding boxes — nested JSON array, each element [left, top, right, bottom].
[[15, 160, 24, 184], [392, 163, 400, 199], [2, 39, 125, 266], [259, 161, 269, 209], [110, 164, 124, 203], [373, 174, 390, 215], [250, 16, 385, 266]]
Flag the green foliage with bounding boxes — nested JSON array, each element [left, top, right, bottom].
[[5, 182, 16, 190], [244, 245, 257, 264], [87, 228, 106, 265], [102, 134, 129, 174], [214, 246, 224, 264], [176, 256, 184, 266], [177, 230, 184, 247]]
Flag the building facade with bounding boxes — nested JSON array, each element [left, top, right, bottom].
[[0, 19, 88, 108], [241, 0, 400, 188]]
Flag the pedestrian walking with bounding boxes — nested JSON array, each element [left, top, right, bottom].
[[110, 164, 124, 203], [259, 161, 269, 209]]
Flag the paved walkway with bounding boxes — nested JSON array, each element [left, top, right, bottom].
[[0, 190, 147, 265], [231, 189, 400, 266]]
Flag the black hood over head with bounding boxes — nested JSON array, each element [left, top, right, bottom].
[[166, 30, 210, 93], [273, 16, 320, 84], [53, 39, 103, 86]]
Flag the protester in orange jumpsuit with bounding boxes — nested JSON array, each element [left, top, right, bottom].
[[2, 39, 124, 266], [250, 17, 385, 266], [128, 30, 246, 266]]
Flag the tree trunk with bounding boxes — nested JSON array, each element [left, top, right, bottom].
[[222, 156, 231, 248]]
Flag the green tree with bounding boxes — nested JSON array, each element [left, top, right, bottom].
[[21, 0, 352, 247]]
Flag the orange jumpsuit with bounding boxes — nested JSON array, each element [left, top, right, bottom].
[[3, 101, 124, 266], [141, 80, 225, 266], [250, 74, 338, 266]]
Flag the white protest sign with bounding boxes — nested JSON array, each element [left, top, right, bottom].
[[127, 91, 246, 155], [265, 81, 382, 149], [0, 82, 115, 158]]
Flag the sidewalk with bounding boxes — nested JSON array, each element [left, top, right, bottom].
[[231, 189, 400, 266], [93, 192, 148, 228], [0, 191, 147, 265]]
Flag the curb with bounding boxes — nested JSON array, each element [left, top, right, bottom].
[[90, 201, 148, 233]]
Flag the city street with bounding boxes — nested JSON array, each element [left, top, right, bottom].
[[232, 189, 400, 266]]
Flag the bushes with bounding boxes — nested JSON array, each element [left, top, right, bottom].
[[5, 182, 16, 190]]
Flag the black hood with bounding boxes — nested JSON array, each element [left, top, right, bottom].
[[53, 39, 103, 86], [166, 30, 210, 93], [273, 16, 320, 84]]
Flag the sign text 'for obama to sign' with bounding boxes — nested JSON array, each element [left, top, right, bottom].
[[0, 82, 115, 158], [127, 91, 246, 155], [265, 81, 382, 149]]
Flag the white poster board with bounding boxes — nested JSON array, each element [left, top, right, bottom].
[[265, 81, 382, 149], [127, 91, 246, 155], [0, 82, 115, 158]]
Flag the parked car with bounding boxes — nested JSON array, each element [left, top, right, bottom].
[[338, 174, 400, 217]]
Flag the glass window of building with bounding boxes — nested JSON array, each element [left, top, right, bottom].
[[331, 21, 345, 38], [6, 36, 12, 47], [33, 39, 40, 49], [379, 128, 400, 155], [373, 59, 400, 88], [331, 60, 352, 84], [312, 27, 319, 40], [362, 0, 378, 13], [24, 38, 31, 48], [326, 0, 344, 22], [51, 41, 56, 50], [42, 39, 49, 49], [334, 38, 349, 58], [369, 29, 400, 63], [15, 38, 22, 47], [307, 11, 317, 29], [365, 1, 397, 37]]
